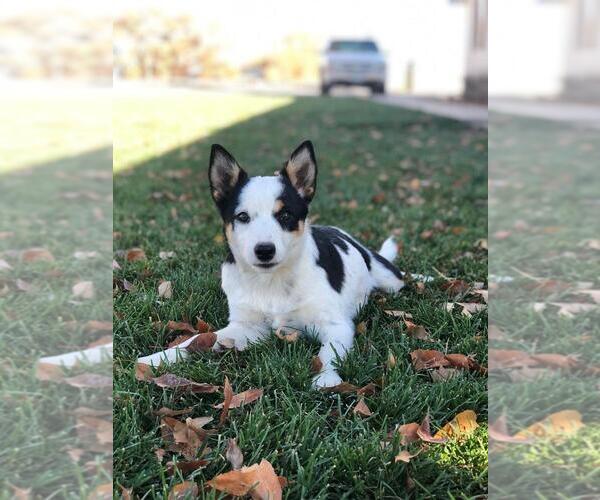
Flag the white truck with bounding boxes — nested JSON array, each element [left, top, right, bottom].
[[320, 39, 387, 95]]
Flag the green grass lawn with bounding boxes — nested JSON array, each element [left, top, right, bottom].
[[0, 91, 112, 497], [113, 89, 488, 498], [488, 114, 600, 498]]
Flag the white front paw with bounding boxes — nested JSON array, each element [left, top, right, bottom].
[[312, 370, 343, 389], [212, 335, 246, 352]]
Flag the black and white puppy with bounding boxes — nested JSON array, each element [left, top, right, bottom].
[[139, 141, 405, 388]]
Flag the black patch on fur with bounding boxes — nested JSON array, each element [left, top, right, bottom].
[[275, 177, 309, 231], [311, 226, 347, 292], [329, 228, 372, 270], [372, 252, 403, 279]]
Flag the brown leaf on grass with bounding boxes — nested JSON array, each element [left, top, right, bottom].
[[15, 279, 34, 292], [514, 410, 584, 440], [372, 192, 386, 204], [207, 459, 283, 500], [0, 259, 12, 271], [186, 332, 217, 352], [21, 248, 55, 263], [36, 362, 64, 381], [76, 416, 113, 450], [320, 382, 359, 394], [167, 321, 197, 333], [394, 450, 418, 463], [387, 351, 397, 369], [83, 320, 112, 333], [158, 280, 173, 299], [441, 279, 471, 296], [120, 486, 133, 500], [154, 406, 193, 417], [87, 483, 113, 500], [551, 302, 596, 318], [196, 318, 212, 333], [112, 259, 121, 270], [417, 414, 448, 444], [577, 289, 600, 303], [357, 383, 378, 396], [274, 327, 300, 342], [215, 388, 263, 409], [530, 353, 580, 369], [404, 320, 431, 340], [454, 302, 487, 316], [472, 289, 488, 303], [430, 367, 460, 382], [410, 350, 450, 371], [64, 373, 112, 388], [310, 356, 323, 374], [72, 281, 95, 299], [226, 438, 244, 470], [355, 321, 368, 335], [152, 374, 219, 393], [488, 349, 538, 370], [168, 334, 194, 348], [489, 415, 533, 444], [396, 422, 420, 445], [434, 410, 478, 440], [168, 481, 198, 500], [166, 459, 209, 476], [353, 398, 372, 417], [161, 416, 213, 459], [219, 377, 233, 426], [126, 248, 146, 262], [135, 363, 154, 381], [384, 310, 412, 319]]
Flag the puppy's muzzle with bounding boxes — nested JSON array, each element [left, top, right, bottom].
[[254, 242, 276, 263]]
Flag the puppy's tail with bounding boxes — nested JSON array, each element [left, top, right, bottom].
[[378, 236, 398, 262]]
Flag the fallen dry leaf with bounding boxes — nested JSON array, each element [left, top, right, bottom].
[[417, 414, 448, 444], [168, 334, 194, 348], [310, 356, 323, 374], [394, 450, 418, 463], [152, 373, 219, 393], [355, 321, 367, 335], [387, 351, 397, 369], [168, 481, 198, 500], [356, 382, 378, 396], [15, 278, 34, 292], [410, 350, 450, 371], [161, 416, 213, 459], [196, 318, 212, 333], [158, 280, 173, 299], [577, 289, 600, 303], [207, 459, 283, 500], [396, 423, 420, 445], [430, 367, 460, 382], [64, 373, 112, 388], [384, 310, 412, 319], [226, 438, 244, 470], [353, 398, 372, 417], [167, 320, 197, 333], [274, 327, 300, 342], [441, 279, 471, 296], [166, 459, 209, 476], [514, 410, 584, 440], [36, 362, 64, 381], [320, 382, 359, 394], [187, 331, 217, 352], [112, 259, 121, 270], [215, 388, 263, 409], [21, 248, 54, 263], [551, 302, 596, 318], [154, 406, 193, 417], [434, 410, 478, 440], [83, 320, 112, 333], [489, 414, 533, 444], [404, 320, 431, 340], [126, 248, 146, 262], [135, 363, 154, 381], [72, 281, 95, 299], [219, 377, 233, 426]]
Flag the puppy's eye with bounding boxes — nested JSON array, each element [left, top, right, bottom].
[[235, 212, 250, 223], [277, 210, 292, 223]]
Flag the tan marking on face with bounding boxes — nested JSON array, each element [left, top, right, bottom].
[[225, 223, 233, 242], [273, 199, 284, 212], [293, 220, 305, 236]]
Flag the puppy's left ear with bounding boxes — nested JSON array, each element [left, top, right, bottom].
[[281, 140, 318, 202], [209, 144, 247, 205]]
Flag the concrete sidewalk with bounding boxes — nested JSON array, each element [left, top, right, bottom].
[[489, 98, 600, 129], [372, 95, 488, 128]]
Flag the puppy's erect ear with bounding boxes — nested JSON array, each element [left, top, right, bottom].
[[209, 144, 247, 204], [281, 140, 318, 202]]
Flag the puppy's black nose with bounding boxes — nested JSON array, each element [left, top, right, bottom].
[[254, 242, 276, 262]]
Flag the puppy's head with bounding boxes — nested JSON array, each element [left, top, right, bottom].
[[209, 141, 317, 272]]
